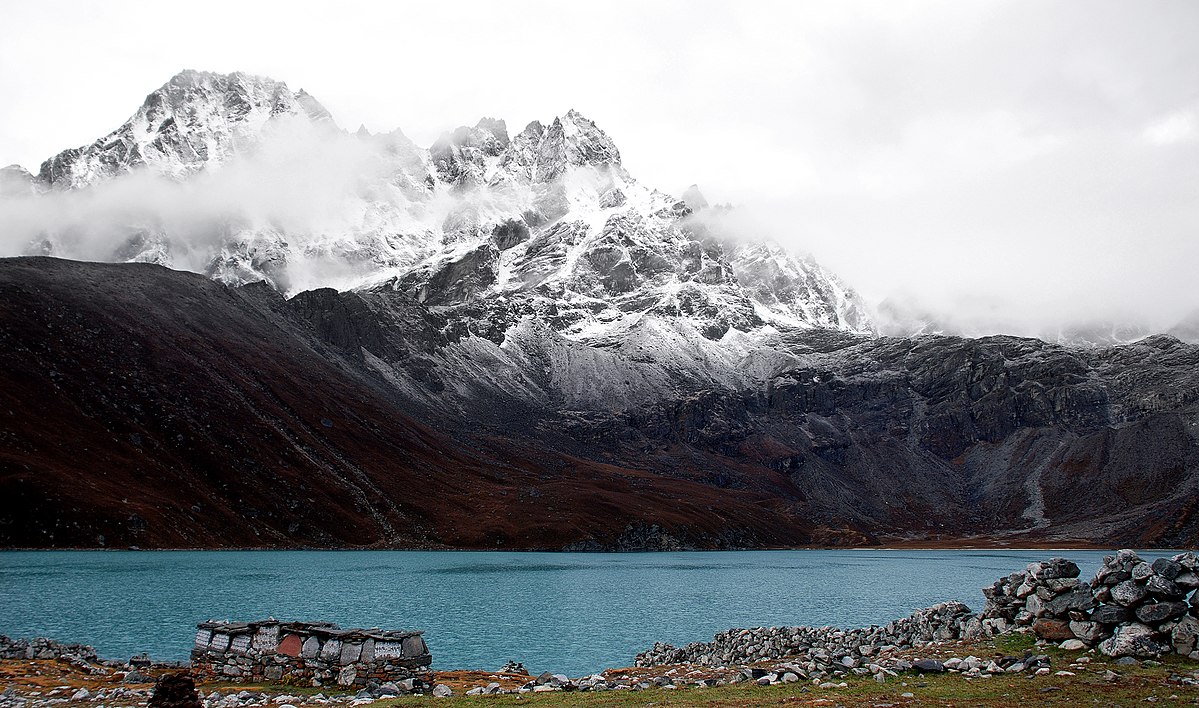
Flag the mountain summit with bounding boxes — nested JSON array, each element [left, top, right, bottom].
[[7, 70, 873, 339], [38, 70, 332, 188]]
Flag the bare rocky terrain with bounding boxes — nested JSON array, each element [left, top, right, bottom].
[[1, 256, 1197, 549]]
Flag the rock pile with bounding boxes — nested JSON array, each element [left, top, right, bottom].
[[634, 551, 1199, 671], [982, 551, 1199, 659], [148, 673, 201, 708], [634, 601, 977, 668], [1090, 551, 1199, 658], [190, 620, 431, 688], [453, 650, 1058, 696], [981, 557, 1093, 639], [0, 636, 98, 663]]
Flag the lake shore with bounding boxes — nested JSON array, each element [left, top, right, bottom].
[[0, 544, 1122, 554], [4, 550, 1199, 704], [2, 549, 1189, 676], [2, 634, 1197, 707]]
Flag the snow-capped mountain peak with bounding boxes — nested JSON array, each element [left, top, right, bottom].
[[502, 109, 620, 184], [6, 70, 874, 340], [37, 70, 331, 188]]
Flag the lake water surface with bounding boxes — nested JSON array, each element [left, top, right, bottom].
[[0, 549, 1172, 676]]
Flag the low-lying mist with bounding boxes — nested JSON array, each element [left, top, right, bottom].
[[2, 119, 382, 275]]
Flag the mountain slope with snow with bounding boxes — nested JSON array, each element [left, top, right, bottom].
[[38, 70, 332, 187], [4, 256, 1198, 549], [8, 70, 872, 338]]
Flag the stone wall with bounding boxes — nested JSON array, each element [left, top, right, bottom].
[[0, 636, 98, 663], [982, 550, 1199, 659], [189, 620, 431, 687], [637, 550, 1199, 669], [635, 601, 978, 667]]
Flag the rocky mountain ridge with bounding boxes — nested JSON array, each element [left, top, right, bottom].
[[2, 257, 1197, 549], [7, 70, 872, 344], [36, 71, 332, 188]]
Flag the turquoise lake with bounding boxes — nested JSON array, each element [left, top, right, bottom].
[[0, 549, 1174, 676]]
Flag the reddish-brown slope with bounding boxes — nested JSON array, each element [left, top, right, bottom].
[[0, 257, 828, 549]]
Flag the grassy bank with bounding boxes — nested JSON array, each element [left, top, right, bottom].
[[3, 635, 1197, 707]]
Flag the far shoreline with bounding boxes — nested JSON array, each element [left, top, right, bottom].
[[1, 544, 1191, 553]]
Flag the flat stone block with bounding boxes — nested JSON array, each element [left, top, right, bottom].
[[194, 629, 212, 649], [319, 638, 342, 661], [401, 636, 427, 658], [301, 636, 321, 659], [374, 640, 403, 660], [278, 634, 302, 657], [229, 634, 252, 656], [252, 626, 279, 653]]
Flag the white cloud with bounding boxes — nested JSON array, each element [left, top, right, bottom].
[[1144, 108, 1198, 145]]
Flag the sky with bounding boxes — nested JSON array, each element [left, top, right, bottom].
[[1, 0, 1197, 334]]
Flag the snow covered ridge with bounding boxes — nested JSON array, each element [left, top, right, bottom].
[[1, 69, 873, 336]]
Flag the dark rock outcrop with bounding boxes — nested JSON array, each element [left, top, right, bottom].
[[2, 257, 1199, 549], [0, 257, 826, 550]]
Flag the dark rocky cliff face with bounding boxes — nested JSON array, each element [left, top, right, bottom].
[[2, 257, 1197, 549], [0, 258, 825, 550]]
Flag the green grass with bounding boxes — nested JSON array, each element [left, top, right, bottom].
[[990, 632, 1038, 656], [362, 652, 1199, 707], [366, 671, 1199, 707], [196, 641, 1199, 707], [198, 681, 352, 696]]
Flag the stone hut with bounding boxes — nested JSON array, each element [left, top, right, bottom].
[[190, 620, 431, 687]]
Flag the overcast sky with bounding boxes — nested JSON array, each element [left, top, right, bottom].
[[2, 0, 1197, 333]]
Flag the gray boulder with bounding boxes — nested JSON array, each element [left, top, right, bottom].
[[1111, 580, 1149, 607], [1099, 623, 1168, 658], [1031, 558, 1081, 580], [1069, 620, 1104, 643], [377, 682, 401, 697], [1091, 605, 1132, 624], [1174, 571, 1199, 589], [1172, 615, 1199, 655], [1152, 558, 1183, 580], [1146, 575, 1186, 599], [1174, 552, 1198, 571], [1135, 602, 1189, 625], [1045, 587, 1095, 616]]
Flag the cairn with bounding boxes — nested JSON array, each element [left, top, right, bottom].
[[981, 550, 1199, 658], [148, 673, 201, 708], [980, 556, 1094, 641]]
